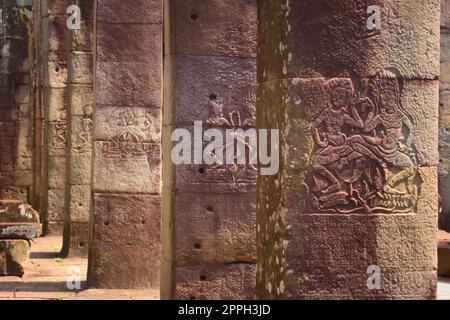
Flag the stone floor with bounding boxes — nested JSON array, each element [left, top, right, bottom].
[[0, 236, 159, 300], [0, 236, 449, 300]]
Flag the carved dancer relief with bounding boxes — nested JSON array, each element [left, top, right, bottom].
[[73, 116, 93, 153], [305, 70, 421, 214], [195, 92, 257, 184], [49, 119, 67, 151], [101, 109, 160, 160]]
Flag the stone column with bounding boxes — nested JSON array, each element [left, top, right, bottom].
[[41, 0, 69, 235], [162, 0, 257, 299], [61, 0, 94, 258], [440, 0, 450, 232], [257, 0, 439, 299], [87, 0, 163, 288], [0, 0, 33, 203]]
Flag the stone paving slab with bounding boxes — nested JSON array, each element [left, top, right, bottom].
[[0, 236, 159, 300]]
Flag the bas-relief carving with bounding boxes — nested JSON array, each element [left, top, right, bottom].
[[49, 119, 67, 151], [101, 108, 160, 160], [73, 116, 93, 153], [205, 92, 256, 127], [304, 71, 422, 214], [193, 92, 257, 185]]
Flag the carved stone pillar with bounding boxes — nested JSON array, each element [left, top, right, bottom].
[[162, 0, 257, 299], [87, 0, 162, 288], [0, 0, 33, 203], [440, 0, 450, 232], [61, 0, 94, 258], [41, 0, 69, 235], [257, 0, 439, 299]]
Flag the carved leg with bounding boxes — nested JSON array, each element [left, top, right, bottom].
[[313, 164, 341, 194], [348, 136, 386, 167]]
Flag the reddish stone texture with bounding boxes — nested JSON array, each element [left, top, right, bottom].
[[0, 1, 33, 205], [61, 0, 95, 258], [440, 0, 450, 232], [162, 0, 257, 300], [38, 0, 69, 235], [88, 0, 163, 289], [257, 0, 439, 299]]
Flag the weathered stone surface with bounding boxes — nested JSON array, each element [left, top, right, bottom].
[[439, 0, 450, 231], [97, 23, 162, 64], [167, 56, 256, 126], [257, 0, 439, 300], [68, 52, 93, 84], [88, 0, 163, 288], [258, 0, 440, 82], [88, 194, 161, 288], [92, 142, 160, 194], [174, 264, 255, 300], [168, 0, 256, 58], [0, 223, 41, 239], [0, 200, 40, 223], [0, 240, 30, 276], [97, 0, 163, 24], [174, 193, 256, 266], [163, 0, 257, 300], [96, 62, 162, 108]]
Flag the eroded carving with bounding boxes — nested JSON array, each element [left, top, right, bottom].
[[196, 93, 257, 184], [305, 71, 421, 214], [50, 119, 67, 151], [101, 109, 160, 159]]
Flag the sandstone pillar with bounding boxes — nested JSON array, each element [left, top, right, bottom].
[[0, 0, 34, 203], [61, 0, 94, 258], [257, 0, 439, 299], [41, 0, 69, 235], [162, 0, 257, 299], [440, 0, 450, 231], [87, 0, 163, 288]]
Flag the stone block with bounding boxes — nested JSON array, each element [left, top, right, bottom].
[[94, 106, 160, 142], [67, 185, 90, 223], [169, 0, 256, 58], [0, 200, 39, 223], [0, 240, 30, 276], [69, 85, 93, 116], [88, 194, 161, 288], [97, 0, 163, 24], [68, 52, 93, 84], [92, 141, 160, 194], [168, 55, 256, 127], [174, 193, 256, 266], [174, 264, 255, 300], [97, 23, 162, 64], [96, 62, 162, 108], [258, 0, 440, 82]]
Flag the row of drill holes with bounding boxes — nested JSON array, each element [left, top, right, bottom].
[[103, 220, 146, 226]]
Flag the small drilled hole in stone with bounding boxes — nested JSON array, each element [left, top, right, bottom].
[[209, 93, 217, 100], [78, 203, 83, 207], [55, 66, 60, 72], [190, 14, 198, 21], [200, 275, 206, 281], [194, 243, 201, 250], [78, 242, 85, 248], [206, 206, 213, 213], [104, 221, 109, 226], [198, 167, 205, 174], [141, 220, 146, 225]]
